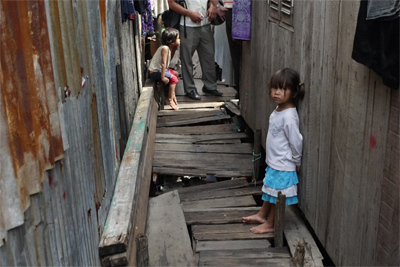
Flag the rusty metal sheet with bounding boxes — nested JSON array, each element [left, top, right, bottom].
[[0, 0, 64, 245]]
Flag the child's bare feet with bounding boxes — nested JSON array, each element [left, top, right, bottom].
[[167, 98, 178, 110], [242, 214, 267, 224], [250, 222, 274, 234], [172, 96, 178, 106]]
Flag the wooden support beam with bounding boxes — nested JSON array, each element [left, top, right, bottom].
[[253, 130, 262, 181], [274, 191, 286, 248], [98, 83, 157, 265]]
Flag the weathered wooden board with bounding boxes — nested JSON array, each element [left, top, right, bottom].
[[284, 206, 323, 267], [199, 257, 292, 267], [154, 143, 253, 154], [153, 152, 252, 173], [195, 239, 271, 252], [179, 186, 262, 202], [192, 223, 264, 235], [224, 102, 241, 116], [155, 133, 248, 143], [194, 232, 273, 241], [157, 114, 231, 127], [156, 124, 237, 135], [199, 247, 291, 259], [162, 102, 224, 110], [146, 191, 196, 267], [181, 195, 256, 211], [185, 209, 257, 225], [178, 179, 249, 194], [158, 108, 222, 116], [176, 95, 234, 103], [153, 167, 252, 178], [98, 87, 154, 259], [157, 110, 224, 123]]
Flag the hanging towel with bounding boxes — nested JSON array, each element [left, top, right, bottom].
[[232, 0, 251, 40]]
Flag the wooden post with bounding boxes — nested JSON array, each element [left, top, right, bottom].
[[274, 191, 286, 247], [136, 235, 149, 267], [292, 241, 305, 267], [253, 130, 261, 181]]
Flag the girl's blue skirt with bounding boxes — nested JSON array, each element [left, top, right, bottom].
[[261, 167, 299, 205]]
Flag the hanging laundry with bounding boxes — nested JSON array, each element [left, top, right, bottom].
[[121, 0, 135, 22], [141, 0, 155, 38], [134, 0, 146, 15], [366, 0, 399, 20], [152, 0, 169, 18], [352, 0, 399, 89], [232, 0, 251, 40]]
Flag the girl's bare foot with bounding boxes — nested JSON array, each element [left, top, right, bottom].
[[250, 222, 274, 234], [173, 96, 178, 106], [242, 214, 267, 224], [167, 99, 178, 110]]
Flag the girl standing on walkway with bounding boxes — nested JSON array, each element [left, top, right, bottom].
[[243, 68, 305, 234], [148, 28, 181, 110]]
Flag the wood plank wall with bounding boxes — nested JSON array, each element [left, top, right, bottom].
[[240, 1, 396, 266]]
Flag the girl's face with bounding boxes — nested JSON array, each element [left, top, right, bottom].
[[270, 87, 293, 106], [172, 34, 180, 47]]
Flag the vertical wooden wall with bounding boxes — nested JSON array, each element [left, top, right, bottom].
[[240, 1, 397, 266]]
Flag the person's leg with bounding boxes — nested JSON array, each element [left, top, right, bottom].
[[225, 8, 242, 98], [197, 24, 219, 92], [250, 204, 275, 234], [242, 201, 271, 224], [164, 69, 178, 110], [180, 26, 200, 96]]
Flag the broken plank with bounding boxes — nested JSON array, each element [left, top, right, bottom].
[[224, 101, 241, 116], [156, 124, 237, 135], [199, 257, 292, 267], [179, 185, 262, 202], [199, 247, 291, 259], [284, 206, 324, 267], [157, 114, 231, 127], [178, 179, 249, 194], [185, 209, 257, 225], [146, 191, 197, 267], [154, 143, 253, 154], [181, 195, 256, 211], [195, 239, 271, 252], [152, 167, 252, 178]]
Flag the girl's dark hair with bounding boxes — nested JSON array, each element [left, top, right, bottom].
[[268, 68, 305, 104], [161, 27, 179, 45]]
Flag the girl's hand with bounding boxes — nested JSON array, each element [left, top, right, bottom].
[[189, 11, 203, 23], [296, 165, 301, 172], [162, 77, 169, 84]]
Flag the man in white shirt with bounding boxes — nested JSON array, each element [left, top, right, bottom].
[[168, 0, 227, 100]]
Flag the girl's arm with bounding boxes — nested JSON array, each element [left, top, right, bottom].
[[284, 123, 303, 167], [160, 46, 169, 84]]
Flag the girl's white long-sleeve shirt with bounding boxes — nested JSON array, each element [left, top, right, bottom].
[[266, 107, 303, 171]]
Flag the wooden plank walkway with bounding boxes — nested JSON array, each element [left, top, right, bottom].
[[153, 82, 252, 178], [147, 80, 323, 266]]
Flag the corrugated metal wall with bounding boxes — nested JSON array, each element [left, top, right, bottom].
[[0, 0, 142, 265], [240, 1, 396, 266]]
